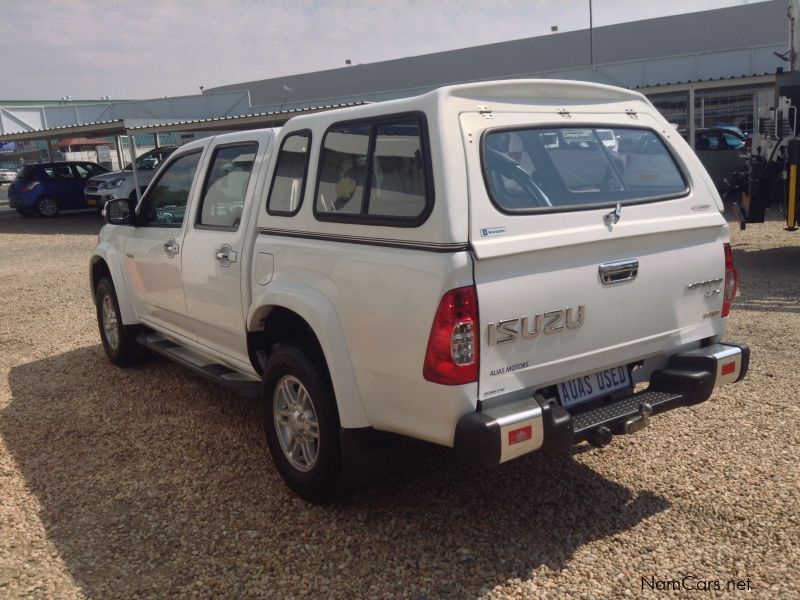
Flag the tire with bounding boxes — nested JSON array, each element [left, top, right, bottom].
[[94, 277, 146, 367], [35, 197, 59, 218], [262, 344, 342, 501]]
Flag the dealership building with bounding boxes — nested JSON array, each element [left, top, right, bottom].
[[0, 0, 791, 156], [208, 0, 788, 143]]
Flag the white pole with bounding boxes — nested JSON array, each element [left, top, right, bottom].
[[127, 132, 142, 206]]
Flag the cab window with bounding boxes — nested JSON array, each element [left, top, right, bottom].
[[314, 115, 432, 225], [267, 132, 311, 216], [139, 151, 202, 227], [197, 143, 258, 230]]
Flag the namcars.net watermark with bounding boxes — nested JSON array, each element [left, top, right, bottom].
[[642, 575, 752, 593]]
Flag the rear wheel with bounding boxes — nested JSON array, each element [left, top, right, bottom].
[[35, 197, 59, 218], [262, 345, 342, 501], [94, 277, 146, 366]]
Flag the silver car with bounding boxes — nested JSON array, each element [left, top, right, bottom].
[[694, 127, 748, 192], [0, 168, 16, 184]]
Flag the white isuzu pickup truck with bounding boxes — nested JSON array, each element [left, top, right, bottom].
[[90, 80, 749, 500]]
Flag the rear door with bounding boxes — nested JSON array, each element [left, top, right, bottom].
[[181, 133, 269, 362], [460, 111, 728, 403]]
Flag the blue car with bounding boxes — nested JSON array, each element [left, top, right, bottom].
[[8, 161, 108, 217]]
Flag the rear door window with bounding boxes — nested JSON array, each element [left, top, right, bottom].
[[53, 165, 74, 179], [482, 126, 687, 213]]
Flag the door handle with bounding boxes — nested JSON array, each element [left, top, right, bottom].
[[163, 239, 179, 257], [215, 244, 237, 267], [599, 259, 638, 285]]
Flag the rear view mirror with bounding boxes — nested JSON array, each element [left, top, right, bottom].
[[103, 198, 134, 225]]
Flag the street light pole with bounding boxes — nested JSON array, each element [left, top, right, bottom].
[[589, 0, 594, 73]]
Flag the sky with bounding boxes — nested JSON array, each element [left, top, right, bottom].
[[0, 0, 771, 101]]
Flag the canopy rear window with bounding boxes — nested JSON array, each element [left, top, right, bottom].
[[481, 126, 688, 214]]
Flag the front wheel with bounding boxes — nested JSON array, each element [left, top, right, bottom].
[[95, 277, 146, 366], [262, 345, 342, 501]]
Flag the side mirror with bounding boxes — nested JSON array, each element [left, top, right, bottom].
[[103, 198, 135, 225]]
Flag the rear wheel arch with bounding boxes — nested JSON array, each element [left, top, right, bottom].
[[247, 302, 369, 429], [252, 307, 328, 375]]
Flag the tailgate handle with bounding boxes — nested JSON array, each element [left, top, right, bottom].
[[599, 259, 639, 285]]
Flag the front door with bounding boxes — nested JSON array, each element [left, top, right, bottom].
[[51, 164, 83, 209], [181, 136, 266, 361], [123, 149, 204, 339]]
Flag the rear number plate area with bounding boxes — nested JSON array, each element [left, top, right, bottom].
[[557, 365, 632, 409]]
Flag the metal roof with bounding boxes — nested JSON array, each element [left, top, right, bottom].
[[126, 101, 366, 134], [0, 101, 365, 143], [634, 72, 777, 93]]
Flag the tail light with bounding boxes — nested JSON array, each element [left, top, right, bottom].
[[21, 181, 40, 192], [423, 286, 479, 385], [721, 242, 738, 318]]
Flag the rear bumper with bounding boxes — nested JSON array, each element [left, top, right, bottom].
[[454, 343, 749, 468]]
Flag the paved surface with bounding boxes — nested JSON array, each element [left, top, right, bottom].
[[0, 208, 798, 599]]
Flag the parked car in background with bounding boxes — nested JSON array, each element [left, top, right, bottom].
[[713, 124, 749, 139], [0, 167, 16, 184], [85, 146, 178, 210], [694, 127, 748, 192], [596, 129, 619, 152], [8, 161, 108, 217]]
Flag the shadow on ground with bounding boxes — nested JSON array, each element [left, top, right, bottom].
[[3, 345, 670, 597], [0, 209, 102, 236]]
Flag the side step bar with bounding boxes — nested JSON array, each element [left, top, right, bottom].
[[136, 332, 261, 400]]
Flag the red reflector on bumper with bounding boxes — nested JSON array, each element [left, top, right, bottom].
[[721, 362, 736, 376], [508, 425, 532, 446]]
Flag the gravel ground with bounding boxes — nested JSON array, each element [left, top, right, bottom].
[[0, 208, 798, 599]]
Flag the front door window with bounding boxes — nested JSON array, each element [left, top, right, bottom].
[[138, 151, 202, 226]]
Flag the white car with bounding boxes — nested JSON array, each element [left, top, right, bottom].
[[0, 168, 16, 184], [90, 79, 748, 500], [596, 129, 619, 151]]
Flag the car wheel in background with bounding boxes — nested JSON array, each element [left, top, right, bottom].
[[262, 344, 343, 502], [94, 277, 146, 367], [35, 197, 59, 218]]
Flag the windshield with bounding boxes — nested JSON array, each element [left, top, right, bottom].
[[482, 126, 687, 213], [124, 149, 173, 171]]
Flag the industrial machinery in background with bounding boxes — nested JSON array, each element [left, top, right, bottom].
[[736, 1, 800, 230]]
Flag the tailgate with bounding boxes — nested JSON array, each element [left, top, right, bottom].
[[459, 111, 729, 400]]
